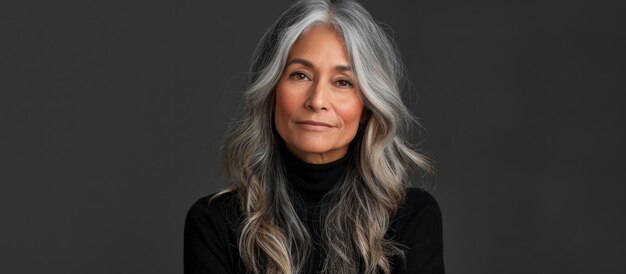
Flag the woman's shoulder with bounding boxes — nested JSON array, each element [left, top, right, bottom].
[[389, 188, 443, 237], [388, 188, 445, 272], [403, 187, 441, 213], [194, 191, 238, 208], [185, 191, 242, 230], [184, 191, 244, 273]]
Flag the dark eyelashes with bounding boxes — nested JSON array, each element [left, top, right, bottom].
[[288, 71, 354, 88], [289, 71, 310, 81], [336, 79, 353, 88]]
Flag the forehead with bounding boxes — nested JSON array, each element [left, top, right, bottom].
[[287, 25, 349, 64]]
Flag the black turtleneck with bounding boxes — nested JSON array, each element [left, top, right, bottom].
[[184, 149, 445, 274], [281, 147, 352, 272], [281, 145, 349, 202]]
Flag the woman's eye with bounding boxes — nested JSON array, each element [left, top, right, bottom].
[[290, 72, 309, 81], [336, 79, 353, 88]]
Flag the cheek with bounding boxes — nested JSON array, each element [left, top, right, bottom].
[[336, 99, 364, 131], [274, 83, 298, 134]]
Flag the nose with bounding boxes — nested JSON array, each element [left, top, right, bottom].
[[305, 81, 329, 111]]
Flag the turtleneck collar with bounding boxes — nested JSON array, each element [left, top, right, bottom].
[[280, 144, 351, 202]]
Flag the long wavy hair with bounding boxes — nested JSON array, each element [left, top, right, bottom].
[[217, 0, 433, 273]]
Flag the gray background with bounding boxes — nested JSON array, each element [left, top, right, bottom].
[[2, 0, 625, 273]]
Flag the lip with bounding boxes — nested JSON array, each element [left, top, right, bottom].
[[296, 120, 334, 130], [297, 120, 333, 127]]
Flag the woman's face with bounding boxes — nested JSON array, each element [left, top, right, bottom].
[[274, 25, 364, 164]]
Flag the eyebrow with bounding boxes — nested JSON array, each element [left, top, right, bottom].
[[286, 57, 352, 72]]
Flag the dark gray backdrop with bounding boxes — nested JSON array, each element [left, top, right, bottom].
[[2, 0, 624, 273]]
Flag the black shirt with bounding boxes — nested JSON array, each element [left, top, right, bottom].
[[184, 150, 444, 273]]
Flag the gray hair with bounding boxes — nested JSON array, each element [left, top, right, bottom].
[[218, 0, 433, 273]]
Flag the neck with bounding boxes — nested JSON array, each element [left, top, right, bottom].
[[280, 144, 351, 202], [284, 143, 349, 164]]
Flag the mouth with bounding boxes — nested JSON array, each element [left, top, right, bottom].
[[296, 120, 334, 128]]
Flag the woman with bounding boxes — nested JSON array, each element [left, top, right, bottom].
[[184, 0, 444, 273]]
